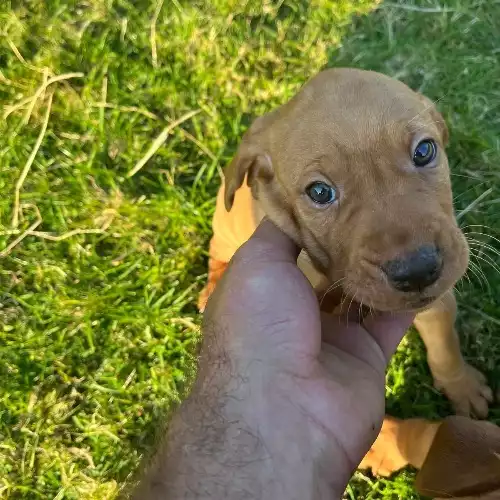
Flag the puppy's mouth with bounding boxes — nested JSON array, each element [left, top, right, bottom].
[[411, 295, 437, 308], [350, 288, 438, 313], [320, 225, 469, 313], [396, 294, 438, 312], [339, 244, 451, 312]]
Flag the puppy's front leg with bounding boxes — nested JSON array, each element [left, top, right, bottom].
[[414, 290, 493, 417]]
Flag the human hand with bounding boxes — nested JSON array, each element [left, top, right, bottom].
[[203, 219, 414, 497], [134, 219, 414, 500]]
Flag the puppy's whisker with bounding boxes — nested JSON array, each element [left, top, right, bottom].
[[454, 276, 465, 294], [410, 118, 447, 133], [338, 285, 354, 325], [406, 93, 448, 127], [450, 172, 484, 181], [473, 252, 500, 276], [345, 292, 357, 326], [467, 259, 490, 290], [467, 239, 500, 260], [338, 290, 350, 308], [468, 268, 487, 292], [468, 242, 500, 266], [460, 269, 473, 287], [362, 289, 376, 320], [467, 253, 488, 279], [466, 236, 491, 249], [464, 230, 500, 248], [469, 251, 500, 279], [463, 224, 497, 231], [322, 277, 346, 296], [319, 277, 346, 306], [453, 182, 489, 202], [368, 301, 375, 320], [462, 225, 500, 238]]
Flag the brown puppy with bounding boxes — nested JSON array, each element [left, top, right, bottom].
[[199, 68, 492, 419]]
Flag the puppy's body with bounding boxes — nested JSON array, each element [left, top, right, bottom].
[[200, 68, 492, 421]]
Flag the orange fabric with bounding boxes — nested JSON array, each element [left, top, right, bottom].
[[209, 180, 261, 264]]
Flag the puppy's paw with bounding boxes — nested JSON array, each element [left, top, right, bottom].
[[434, 363, 493, 418], [358, 418, 408, 477]]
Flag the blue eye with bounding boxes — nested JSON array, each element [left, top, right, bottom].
[[306, 181, 336, 205], [413, 139, 437, 167]]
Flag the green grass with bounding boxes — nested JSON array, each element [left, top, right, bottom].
[[0, 0, 499, 498]]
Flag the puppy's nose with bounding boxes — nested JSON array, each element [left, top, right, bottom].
[[382, 245, 443, 292]]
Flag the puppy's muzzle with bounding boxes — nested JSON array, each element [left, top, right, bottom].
[[382, 245, 443, 292]]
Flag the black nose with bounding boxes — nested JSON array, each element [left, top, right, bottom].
[[382, 245, 443, 292]]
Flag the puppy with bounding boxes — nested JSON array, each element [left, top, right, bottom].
[[199, 68, 492, 420]]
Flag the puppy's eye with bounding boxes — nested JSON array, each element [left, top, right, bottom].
[[306, 181, 336, 205], [413, 139, 437, 167]]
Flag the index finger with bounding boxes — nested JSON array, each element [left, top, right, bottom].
[[362, 312, 415, 362]]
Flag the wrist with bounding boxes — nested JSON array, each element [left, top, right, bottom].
[[212, 343, 352, 499], [135, 323, 353, 500]]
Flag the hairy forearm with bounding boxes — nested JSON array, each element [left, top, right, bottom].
[[133, 380, 274, 498], [132, 327, 350, 500]]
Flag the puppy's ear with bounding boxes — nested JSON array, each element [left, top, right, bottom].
[[418, 94, 449, 146], [224, 114, 274, 211]]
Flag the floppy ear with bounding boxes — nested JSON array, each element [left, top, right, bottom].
[[224, 114, 274, 211], [418, 94, 449, 146]]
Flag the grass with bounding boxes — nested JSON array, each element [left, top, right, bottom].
[[0, 0, 499, 498]]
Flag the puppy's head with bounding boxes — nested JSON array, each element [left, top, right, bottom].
[[224, 68, 468, 312]]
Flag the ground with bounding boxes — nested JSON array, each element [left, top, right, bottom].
[[0, 0, 499, 498]]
